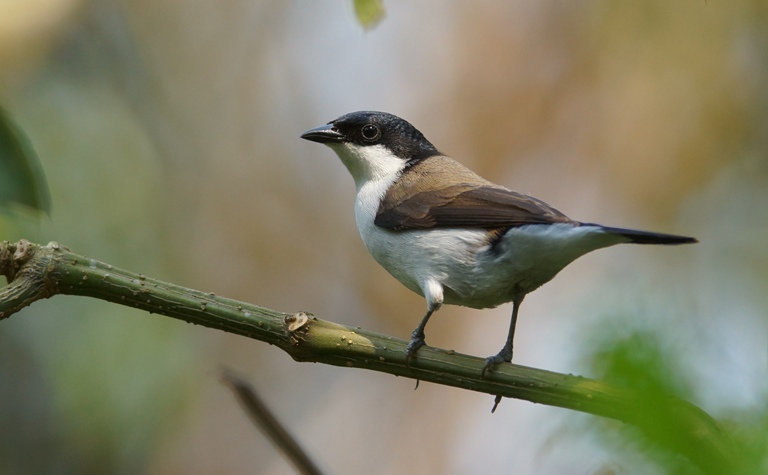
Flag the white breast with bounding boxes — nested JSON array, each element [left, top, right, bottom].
[[350, 166, 493, 306]]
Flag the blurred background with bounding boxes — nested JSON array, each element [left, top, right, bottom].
[[1, 1, 767, 473]]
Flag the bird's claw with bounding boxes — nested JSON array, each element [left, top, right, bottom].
[[405, 336, 426, 367], [481, 350, 512, 378]]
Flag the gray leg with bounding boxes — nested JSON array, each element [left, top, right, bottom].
[[406, 280, 444, 366], [405, 307, 437, 366], [482, 295, 523, 377]]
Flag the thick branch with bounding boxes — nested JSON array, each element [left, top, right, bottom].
[[0, 240, 740, 474]]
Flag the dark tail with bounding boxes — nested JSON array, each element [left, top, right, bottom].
[[594, 225, 698, 245]]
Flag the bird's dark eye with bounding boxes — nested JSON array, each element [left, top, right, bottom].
[[361, 124, 381, 142]]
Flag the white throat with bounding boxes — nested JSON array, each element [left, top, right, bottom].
[[326, 142, 408, 270], [327, 143, 406, 191]]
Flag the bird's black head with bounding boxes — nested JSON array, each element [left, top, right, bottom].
[[301, 111, 440, 162]]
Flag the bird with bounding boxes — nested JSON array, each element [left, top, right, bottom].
[[301, 111, 697, 377]]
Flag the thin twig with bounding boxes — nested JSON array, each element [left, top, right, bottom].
[[221, 369, 325, 475]]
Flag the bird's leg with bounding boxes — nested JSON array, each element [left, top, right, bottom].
[[482, 295, 523, 378], [405, 306, 437, 367], [406, 280, 444, 367]]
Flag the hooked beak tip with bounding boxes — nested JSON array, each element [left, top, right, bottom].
[[300, 124, 345, 144]]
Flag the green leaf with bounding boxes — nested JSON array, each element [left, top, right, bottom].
[[353, 0, 385, 30], [0, 106, 51, 214]]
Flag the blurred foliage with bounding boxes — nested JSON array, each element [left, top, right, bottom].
[[353, 0, 385, 30], [584, 328, 768, 474], [591, 331, 693, 401], [0, 302, 201, 475], [587, 331, 701, 474], [0, 106, 51, 214]]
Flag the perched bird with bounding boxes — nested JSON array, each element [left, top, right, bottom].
[[301, 111, 696, 376]]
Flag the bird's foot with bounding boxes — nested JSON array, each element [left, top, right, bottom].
[[481, 348, 513, 378], [405, 334, 426, 367]]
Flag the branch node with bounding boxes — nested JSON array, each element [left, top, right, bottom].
[[1, 239, 33, 282], [286, 311, 312, 332]]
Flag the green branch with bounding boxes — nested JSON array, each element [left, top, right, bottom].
[[0, 240, 741, 474]]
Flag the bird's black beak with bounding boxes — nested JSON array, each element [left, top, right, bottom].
[[300, 124, 345, 144]]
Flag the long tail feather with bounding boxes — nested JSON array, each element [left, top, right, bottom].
[[595, 225, 698, 245]]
